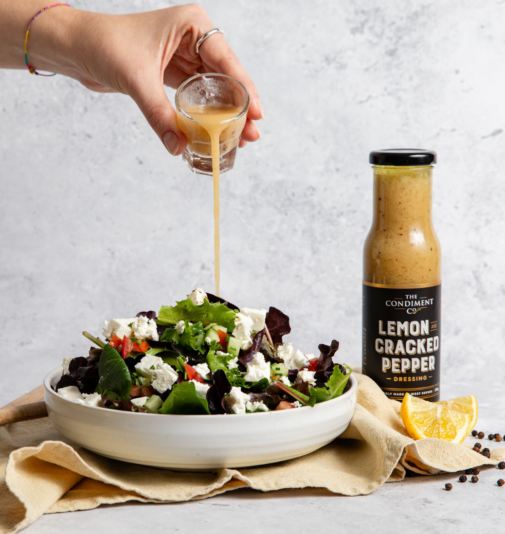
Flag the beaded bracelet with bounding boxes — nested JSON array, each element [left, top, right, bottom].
[[24, 3, 72, 76]]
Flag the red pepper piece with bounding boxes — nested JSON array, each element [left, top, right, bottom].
[[217, 329, 228, 349], [109, 334, 122, 348], [276, 401, 295, 410], [140, 386, 154, 397], [185, 363, 196, 380], [184, 363, 204, 383], [133, 340, 150, 353], [122, 336, 135, 359], [307, 358, 319, 372]]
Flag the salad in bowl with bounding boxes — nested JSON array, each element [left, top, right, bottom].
[[55, 289, 352, 416]]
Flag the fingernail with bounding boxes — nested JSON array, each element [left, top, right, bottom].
[[257, 100, 264, 120], [163, 131, 179, 155]]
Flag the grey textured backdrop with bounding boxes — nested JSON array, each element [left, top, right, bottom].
[[1, 0, 504, 407]]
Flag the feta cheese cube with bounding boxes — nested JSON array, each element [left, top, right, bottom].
[[175, 320, 186, 334], [297, 369, 316, 385], [189, 288, 208, 306], [62, 357, 73, 375], [293, 401, 302, 408], [205, 336, 212, 344], [277, 343, 310, 370], [280, 375, 291, 386], [240, 308, 267, 332], [132, 316, 159, 341], [244, 353, 271, 383], [191, 380, 210, 396], [58, 386, 84, 402], [232, 312, 254, 350], [277, 342, 294, 362], [227, 357, 239, 370], [225, 387, 250, 414], [151, 363, 179, 394], [81, 392, 103, 407], [246, 400, 269, 412], [102, 318, 135, 340], [291, 349, 310, 370], [192, 363, 211, 380], [131, 396, 149, 407], [135, 355, 164, 379]]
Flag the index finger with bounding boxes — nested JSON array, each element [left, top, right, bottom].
[[199, 34, 263, 121]]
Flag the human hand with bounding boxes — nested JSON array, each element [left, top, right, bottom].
[[32, 4, 263, 155]]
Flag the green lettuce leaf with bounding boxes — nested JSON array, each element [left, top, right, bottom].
[[206, 351, 269, 391], [307, 364, 352, 407], [158, 298, 237, 332], [161, 321, 206, 355], [159, 381, 210, 415], [95, 344, 132, 401]]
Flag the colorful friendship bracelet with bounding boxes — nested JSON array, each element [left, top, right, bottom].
[[24, 2, 72, 76]]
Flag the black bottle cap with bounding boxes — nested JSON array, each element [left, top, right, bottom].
[[369, 149, 437, 166]]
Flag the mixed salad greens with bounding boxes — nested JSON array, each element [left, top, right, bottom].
[[54, 289, 352, 415]]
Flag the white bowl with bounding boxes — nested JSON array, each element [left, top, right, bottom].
[[44, 366, 357, 470]]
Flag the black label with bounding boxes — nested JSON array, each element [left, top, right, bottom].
[[362, 283, 441, 402]]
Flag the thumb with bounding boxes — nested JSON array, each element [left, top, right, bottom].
[[130, 82, 187, 156]]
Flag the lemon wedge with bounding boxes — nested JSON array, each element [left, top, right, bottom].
[[401, 393, 478, 443]]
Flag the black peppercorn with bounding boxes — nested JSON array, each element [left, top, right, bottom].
[[459, 475, 467, 483], [445, 483, 453, 491], [498, 461, 505, 470], [472, 468, 481, 475], [472, 430, 478, 437], [489, 434, 495, 441], [496, 435, 503, 443], [498, 479, 505, 487], [482, 450, 491, 459], [465, 468, 473, 475], [478, 432, 485, 439], [471, 476, 479, 483], [474, 442, 482, 449]]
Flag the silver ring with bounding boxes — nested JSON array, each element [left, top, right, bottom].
[[196, 28, 224, 54]]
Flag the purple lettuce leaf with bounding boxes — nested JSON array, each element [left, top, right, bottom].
[[238, 329, 265, 368], [54, 374, 79, 391], [265, 307, 291, 345], [74, 365, 100, 394], [206, 292, 239, 312], [293, 377, 311, 397], [207, 370, 232, 414], [136, 311, 157, 321], [55, 357, 100, 394], [314, 340, 340, 382], [288, 369, 299, 382], [69, 357, 89, 374]]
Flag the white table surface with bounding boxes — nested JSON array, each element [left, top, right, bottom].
[[11, 379, 505, 534]]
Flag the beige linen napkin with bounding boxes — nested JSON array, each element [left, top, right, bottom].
[[1, 372, 503, 534]]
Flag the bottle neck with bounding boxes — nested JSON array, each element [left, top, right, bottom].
[[372, 165, 433, 230]]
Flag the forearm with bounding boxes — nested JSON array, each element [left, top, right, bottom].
[[0, 0, 80, 72]]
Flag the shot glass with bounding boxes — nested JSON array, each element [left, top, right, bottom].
[[175, 73, 250, 175]]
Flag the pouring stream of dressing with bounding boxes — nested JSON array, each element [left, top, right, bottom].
[[182, 105, 244, 296]]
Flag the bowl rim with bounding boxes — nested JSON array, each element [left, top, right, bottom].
[[44, 365, 357, 420]]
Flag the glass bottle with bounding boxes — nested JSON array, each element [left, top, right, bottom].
[[362, 149, 441, 401]]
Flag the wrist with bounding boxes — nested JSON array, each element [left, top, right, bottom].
[[27, 4, 82, 76]]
